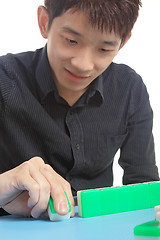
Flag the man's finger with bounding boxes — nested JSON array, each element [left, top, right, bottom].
[[40, 166, 72, 215]]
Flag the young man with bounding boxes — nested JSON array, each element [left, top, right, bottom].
[[0, 0, 159, 218]]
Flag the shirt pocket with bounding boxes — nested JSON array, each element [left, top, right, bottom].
[[87, 132, 128, 172], [99, 132, 128, 156]]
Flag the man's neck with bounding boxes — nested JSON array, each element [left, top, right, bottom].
[[58, 88, 87, 106]]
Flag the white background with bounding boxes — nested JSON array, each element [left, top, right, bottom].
[[0, 0, 160, 186]]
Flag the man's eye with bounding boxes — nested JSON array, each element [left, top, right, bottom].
[[66, 38, 78, 45], [100, 48, 110, 53]]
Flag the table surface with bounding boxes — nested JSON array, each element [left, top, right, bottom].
[[0, 207, 155, 240]]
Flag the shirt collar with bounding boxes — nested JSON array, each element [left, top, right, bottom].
[[85, 64, 112, 105], [87, 74, 104, 102], [35, 45, 56, 103]]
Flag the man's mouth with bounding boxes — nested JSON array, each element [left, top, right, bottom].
[[65, 68, 90, 82]]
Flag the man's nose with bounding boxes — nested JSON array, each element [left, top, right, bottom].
[[71, 50, 94, 73]]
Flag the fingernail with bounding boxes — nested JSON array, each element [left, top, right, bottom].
[[71, 207, 75, 217], [58, 201, 69, 214], [31, 211, 40, 219]]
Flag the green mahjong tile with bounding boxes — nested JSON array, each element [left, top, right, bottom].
[[133, 183, 151, 210], [80, 189, 101, 218], [100, 187, 117, 215], [134, 220, 160, 237], [149, 182, 160, 208], [114, 185, 135, 213], [101, 185, 134, 214]]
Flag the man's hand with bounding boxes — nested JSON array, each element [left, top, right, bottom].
[[0, 157, 75, 218]]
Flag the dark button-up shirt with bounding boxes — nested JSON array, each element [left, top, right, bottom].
[[0, 46, 159, 196]]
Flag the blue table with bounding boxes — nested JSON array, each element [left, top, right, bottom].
[[0, 207, 155, 240]]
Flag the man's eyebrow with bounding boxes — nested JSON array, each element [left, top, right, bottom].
[[102, 40, 119, 47], [61, 26, 83, 37], [61, 26, 119, 46]]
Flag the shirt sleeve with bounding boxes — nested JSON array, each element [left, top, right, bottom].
[[118, 74, 159, 185], [0, 57, 14, 116]]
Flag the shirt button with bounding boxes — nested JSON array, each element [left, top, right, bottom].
[[68, 176, 72, 181], [76, 144, 80, 150]]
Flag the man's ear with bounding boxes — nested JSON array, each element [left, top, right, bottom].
[[120, 32, 132, 49], [37, 6, 49, 39]]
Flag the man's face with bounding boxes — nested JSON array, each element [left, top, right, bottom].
[[46, 9, 122, 99]]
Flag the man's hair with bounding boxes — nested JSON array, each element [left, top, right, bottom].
[[44, 0, 142, 43]]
